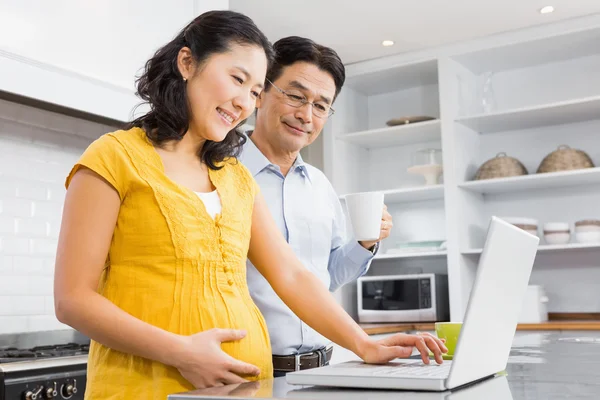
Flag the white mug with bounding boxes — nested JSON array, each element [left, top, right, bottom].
[[344, 192, 384, 241]]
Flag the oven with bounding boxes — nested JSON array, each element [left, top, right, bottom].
[[0, 330, 88, 400]]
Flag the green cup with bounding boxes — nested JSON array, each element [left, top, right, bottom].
[[435, 322, 463, 358]]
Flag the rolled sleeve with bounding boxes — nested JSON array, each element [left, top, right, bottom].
[[328, 240, 375, 292]]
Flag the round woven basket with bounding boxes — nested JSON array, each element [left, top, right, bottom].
[[474, 153, 528, 180], [537, 145, 595, 173]]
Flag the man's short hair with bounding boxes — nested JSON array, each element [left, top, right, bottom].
[[266, 36, 346, 101]]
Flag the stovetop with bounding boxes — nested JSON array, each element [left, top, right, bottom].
[[0, 343, 90, 364], [0, 329, 90, 366]]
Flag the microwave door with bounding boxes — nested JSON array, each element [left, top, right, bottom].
[[360, 279, 424, 323], [383, 279, 420, 311]]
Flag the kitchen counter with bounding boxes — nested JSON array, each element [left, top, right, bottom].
[[168, 331, 600, 399], [360, 320, 600, 335]]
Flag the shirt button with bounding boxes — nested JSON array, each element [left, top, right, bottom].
[[224, 267, 229, 273], [228, 279, 234, 286]]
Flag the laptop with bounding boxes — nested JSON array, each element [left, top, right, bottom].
[[285, 216, 539, 391]]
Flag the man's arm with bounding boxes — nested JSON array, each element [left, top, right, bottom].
[[328, 237, 377, 292], [326, 184, 378, 292]]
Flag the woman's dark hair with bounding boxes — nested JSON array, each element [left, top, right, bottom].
[[127, 10, 274, 170], [266, 36, 345, 100]]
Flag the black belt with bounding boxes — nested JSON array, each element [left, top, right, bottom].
[[272, 346, 333, 372]]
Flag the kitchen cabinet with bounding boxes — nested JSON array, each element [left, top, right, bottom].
[[0, 0, 227, 122], [326, 14, 600, 321]]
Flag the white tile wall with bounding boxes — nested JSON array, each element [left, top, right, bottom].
[[0, 98, 116, 334]]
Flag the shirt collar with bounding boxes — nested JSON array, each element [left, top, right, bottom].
[[239, 132, 312, 181], [292, 151, 311, 181], [239, 132, 271, 177]]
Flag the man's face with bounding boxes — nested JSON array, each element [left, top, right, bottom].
[[255, 61, 337, 153]]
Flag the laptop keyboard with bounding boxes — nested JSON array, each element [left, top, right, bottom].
[[334, 361, 452, 378], [370, 362, 452, 378], [328, 360, 452, 379]]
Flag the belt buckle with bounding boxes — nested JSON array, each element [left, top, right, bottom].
[[294, 353, 302, 371], [316, 349, 323, 367]]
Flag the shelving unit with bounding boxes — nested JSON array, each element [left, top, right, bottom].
[[340, 185, 444, 204], [455, 95, 600, 134], [452, 26, 600, 74], [326, 17, 600, 324], [374, 251, 447, 261], [459, 168, 600, 195], [462, 242, 600, 256], [344, 58, 439, 95], [337, 120, 441, 148]]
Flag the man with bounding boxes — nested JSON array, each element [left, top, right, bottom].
[[238, 36, 393, 377]]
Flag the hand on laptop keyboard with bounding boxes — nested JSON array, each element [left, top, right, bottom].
[[357, 332, 448, 366]]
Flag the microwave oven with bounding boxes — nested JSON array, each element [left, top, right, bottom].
[[357, 273, 450, 323]]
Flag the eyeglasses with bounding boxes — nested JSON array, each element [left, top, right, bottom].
[[265, 78, 335, 118]]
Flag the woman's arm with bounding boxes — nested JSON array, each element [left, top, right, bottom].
[[248, 193, 446, 364], [54, 169, 259, 387]]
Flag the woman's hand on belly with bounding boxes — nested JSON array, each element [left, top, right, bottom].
[[171, 328, 261, 388]]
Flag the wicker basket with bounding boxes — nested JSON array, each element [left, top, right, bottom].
[[474, 152, 528, 180], [537, 145, 595, 173]]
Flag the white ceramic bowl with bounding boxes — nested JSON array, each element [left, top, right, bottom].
[[543, 222, 569, 232], [575, 225, 600, 233], [500, 217, 539, 237], [524, 229, 539, 237], [501, 217, 539, 226], [544, 232, 570, 245], [575, 231, 600, 243]]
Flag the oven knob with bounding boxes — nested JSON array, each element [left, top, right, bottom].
[[45, 382, 58, 398], [63, 385, 74, 397], [24, 386, 43, 400], [61, 379, 78, 397]]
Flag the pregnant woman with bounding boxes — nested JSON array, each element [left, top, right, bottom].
[[53, 10, 446, 400]]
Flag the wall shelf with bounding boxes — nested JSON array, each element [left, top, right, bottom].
[[375, 251, 447, 261], [462, 242, 600, 256], [452, 26, 600, 74], [458, 167, 600, 195], [340, 185, 445, 204], [455, 95, 600, 134], [336, 120, 441, 149], [345, 59, 438, 95]]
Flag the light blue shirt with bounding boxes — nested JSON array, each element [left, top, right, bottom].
[[239, 134, 376, 355]]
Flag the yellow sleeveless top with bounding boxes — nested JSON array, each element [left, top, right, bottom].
[[65, 127, 273, 400]]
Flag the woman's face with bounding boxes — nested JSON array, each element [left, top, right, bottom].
[[179, 43, 267, 142]]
